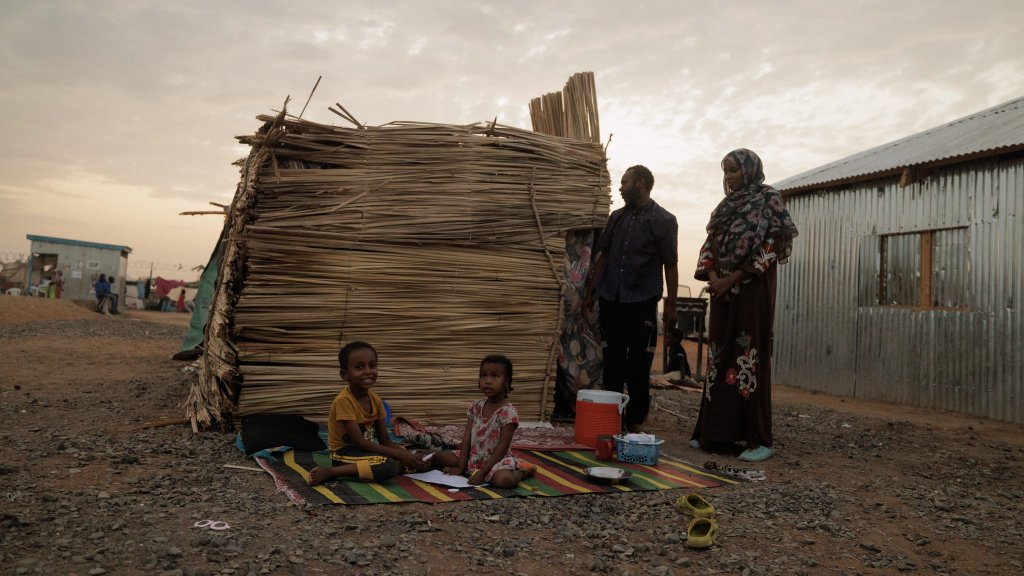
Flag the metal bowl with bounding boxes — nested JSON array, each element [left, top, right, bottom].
[[584, 466, 633, 485]]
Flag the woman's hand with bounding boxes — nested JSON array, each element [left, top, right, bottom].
[[707, 276, 733, 301], [467, 469, 486, 485], [708, 271, 745, 302]]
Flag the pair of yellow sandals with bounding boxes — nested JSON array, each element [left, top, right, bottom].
[[675, 493, 718, 549]]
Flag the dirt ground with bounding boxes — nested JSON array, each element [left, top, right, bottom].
[[1, 295, 1023, 575]]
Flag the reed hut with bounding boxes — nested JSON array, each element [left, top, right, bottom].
[[186, 73, 610, 429]]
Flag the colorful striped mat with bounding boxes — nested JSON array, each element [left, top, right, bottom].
[[256, 449, 737, 506]]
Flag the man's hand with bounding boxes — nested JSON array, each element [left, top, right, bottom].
[[663, 307, 677, 334]]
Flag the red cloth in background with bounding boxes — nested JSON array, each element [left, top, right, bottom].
[[153, 277, 187, 298]]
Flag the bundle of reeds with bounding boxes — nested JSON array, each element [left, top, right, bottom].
[[531, 72, 607, 397], [530, 72, 601, 144], [185, 74, 609, 429]]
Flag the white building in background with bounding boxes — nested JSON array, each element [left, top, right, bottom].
[[25, 234, 132, 302], [772, 96, 1024, 424]]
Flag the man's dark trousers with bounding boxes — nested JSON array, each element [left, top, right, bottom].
[[598, 296, 658, 429]]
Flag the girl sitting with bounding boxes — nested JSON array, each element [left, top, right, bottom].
[[432, 355, 535, 489]]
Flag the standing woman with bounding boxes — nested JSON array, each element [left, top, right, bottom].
[[690, 149, 798, 462]]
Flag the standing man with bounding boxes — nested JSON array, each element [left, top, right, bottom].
[[584, 165, 678, 433], [106, 276, 121, 315]]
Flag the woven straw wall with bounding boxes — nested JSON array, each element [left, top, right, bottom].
[[186, 102, 609, 427]]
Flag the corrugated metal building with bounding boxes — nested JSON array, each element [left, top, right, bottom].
[[773, 96, 1024, 424], [25, 235, 132, 302]]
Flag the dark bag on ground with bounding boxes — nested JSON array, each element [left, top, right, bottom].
[[240, 414, 326, 455]]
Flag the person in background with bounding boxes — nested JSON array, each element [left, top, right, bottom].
[[583, 165, 679, 433], [39, 276, 54, 298], [665, 327, 692, 378], [690, 148, 798, 462], [93, 274, 113, 313], [176, 288, 186, 313], [106, 276, 121, 314], [136, 279, 146, 309]]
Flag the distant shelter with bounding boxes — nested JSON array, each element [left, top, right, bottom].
[[773, 96, 1024, 423], [25, 234, 132, 302]]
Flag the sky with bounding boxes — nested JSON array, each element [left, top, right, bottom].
[[1, 0, 1022, 293]]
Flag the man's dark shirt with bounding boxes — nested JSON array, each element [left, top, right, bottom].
[[594, 199, 678, 303]]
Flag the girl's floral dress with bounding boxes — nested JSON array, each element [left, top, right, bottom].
[[466, 399, 521, 482]]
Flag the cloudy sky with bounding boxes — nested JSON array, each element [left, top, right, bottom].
[[2, 0, 1022, 293]]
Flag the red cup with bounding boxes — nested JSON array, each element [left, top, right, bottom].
[[595, 435, 616, 461]]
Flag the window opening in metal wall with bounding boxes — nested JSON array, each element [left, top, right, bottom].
[[875, 227, 969, 310]]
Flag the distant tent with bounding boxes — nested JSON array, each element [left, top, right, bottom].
[[152, 277, 187, 297], [178, 229, 222, 356], [0, 260, 28, 288]]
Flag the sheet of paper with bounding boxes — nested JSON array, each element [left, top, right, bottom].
[[404, 469, 487, 488]]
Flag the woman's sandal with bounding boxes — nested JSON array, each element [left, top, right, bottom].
[[738, 446, 775, 462], [685, 517, 719, 549], [703, 460, 767, 481]]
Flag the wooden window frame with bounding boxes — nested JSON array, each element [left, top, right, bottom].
[[877, 228, 968, 311]]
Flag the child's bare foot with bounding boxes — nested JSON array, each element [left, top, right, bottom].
[[308, 466, 335, 486], [520, 463, 536, 479]]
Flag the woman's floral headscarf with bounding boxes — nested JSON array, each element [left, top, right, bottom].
[[706, 149, 798, 271]]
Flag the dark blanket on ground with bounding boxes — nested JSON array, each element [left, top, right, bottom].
[[240, 414, 325, 455]]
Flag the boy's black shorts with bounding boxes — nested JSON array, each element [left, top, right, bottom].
[[330, 446, 401, 482]]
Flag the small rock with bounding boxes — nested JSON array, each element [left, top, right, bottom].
[[859, 541, 881, 552]]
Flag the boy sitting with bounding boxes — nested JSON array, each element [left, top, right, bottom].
[[308, 341, 425, 485]]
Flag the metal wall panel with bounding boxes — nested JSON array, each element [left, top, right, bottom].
[[775, 158, 1024, 423], [933, 227, 969, 307]]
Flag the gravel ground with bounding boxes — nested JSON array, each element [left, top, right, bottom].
[[2, 315, 1023, 575]]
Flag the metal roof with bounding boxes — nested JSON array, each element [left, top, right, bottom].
[[774, 95, 1024, 192], [26, 234, 132, 254]]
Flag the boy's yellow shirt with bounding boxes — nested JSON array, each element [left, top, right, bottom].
[[327, 386, 385, 451]]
